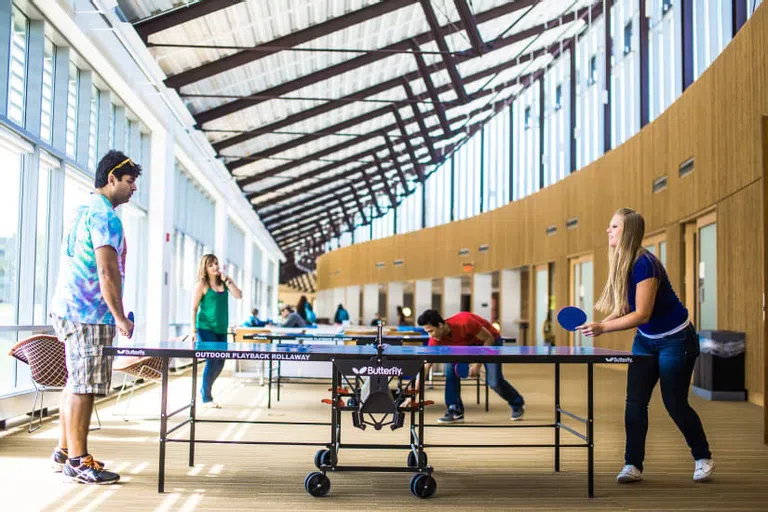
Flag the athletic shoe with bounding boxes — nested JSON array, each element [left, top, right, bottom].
[[511, 407, 525, 421], [693, 459, 715, 482], [617, 464, 643, 483], [437, 408, 464, 424], [51, 448, 104, 473], [63, 455, 120, 485], [202, 401, 221, 409]]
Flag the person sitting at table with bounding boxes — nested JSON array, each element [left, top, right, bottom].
[[334, 304, 350, 324], [242, 307, 265, 327], [370, 312, 382, 326], [280, 305, 306, 328]]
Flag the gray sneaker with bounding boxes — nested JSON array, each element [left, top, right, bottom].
[[511, 407, 525, 421]]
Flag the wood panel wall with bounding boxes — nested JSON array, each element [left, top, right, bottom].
[[317, 5, 768, 407]]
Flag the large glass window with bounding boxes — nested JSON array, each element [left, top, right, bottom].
[[119, 204, 148, 342], [40, 39, 55, 143], [0, 146, 23, 326], [454, 134, 481, 220], [482, 109, 511, 210], [693, 0, 732, 80], [512, 83, 541, 200], [33, 159, 52, 325], [575, 16, 606, 169], [88, 85, 99, 170], [65, 62, 79, 159], [649, 0, 680, 121], [7, 6, 28, 126], [63, 168, 92, 236], [425, 161, 451, 227]]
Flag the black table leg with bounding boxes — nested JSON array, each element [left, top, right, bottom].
[[158, 357, 169, 493], [587, 362, 594, 498], [189, 357, 197, 467], [555, 362, 561, 472]]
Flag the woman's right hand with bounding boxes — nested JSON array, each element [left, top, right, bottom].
[[190, 331, 197, 342]]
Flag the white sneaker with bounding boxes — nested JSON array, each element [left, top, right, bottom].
[[202, 401, 221, 409], [617, 464, 643, 483], [693, 459, 715, 482]]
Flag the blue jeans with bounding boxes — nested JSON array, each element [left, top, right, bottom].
[[445, 339, 525, 413], [625, 324, 711, 471], [199, 329, 227, 403]]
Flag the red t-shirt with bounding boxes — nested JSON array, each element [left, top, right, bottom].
[[428, 312, 500, 346]]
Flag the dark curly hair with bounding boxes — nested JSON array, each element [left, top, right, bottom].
[[94, 150, 142, 188]]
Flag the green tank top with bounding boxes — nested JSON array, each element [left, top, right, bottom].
[[196, 286, 229, 335]]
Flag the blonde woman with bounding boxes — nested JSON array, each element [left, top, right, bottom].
[[578, 208, 714, 483], [191, 254, 242, 408]]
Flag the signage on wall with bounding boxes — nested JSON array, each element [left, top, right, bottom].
[[478, 244, 489, 252], [393, 259, 404, 266], [458, 248, 470, 256], [375, 261, 386, 269]]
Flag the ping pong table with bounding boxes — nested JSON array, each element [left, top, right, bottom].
[[104, 336, 637, 499]]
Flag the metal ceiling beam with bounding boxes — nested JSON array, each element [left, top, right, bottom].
[[164, 0, 418, 89], [391, 105, 425, 181], [402, 79, 438, 163], [373, 154, 398, 209], [336, 195, 355, 232], [418, 0, 469, 103], [214, 8, 552, 154], [382, 133, 410, 193], [349, 185, 368, 224], [410, 39, 452, 135], [274, 208, 348, 239], [242, 66, 539, 193], [326, 211, 340, 238], [263, 185, 377, 228], [453, 0, 485, 56], [134, 0, 244, 43], [269, 188, 379, 234], [363, 169, 383, 218], [193, 0, 542, 126]]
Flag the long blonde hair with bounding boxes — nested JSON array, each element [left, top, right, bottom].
[[595, 208, 648, 317], [197, 254, 222, 289]]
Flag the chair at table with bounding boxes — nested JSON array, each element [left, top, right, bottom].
[[8, 335, 101, 433], [113, 356, 164, 421]]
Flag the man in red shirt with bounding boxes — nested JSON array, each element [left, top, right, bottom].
[[417, 309, 525, 423]]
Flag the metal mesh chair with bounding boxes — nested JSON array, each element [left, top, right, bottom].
[[113, 356, 163, 421], [8, 335, 101, 432]]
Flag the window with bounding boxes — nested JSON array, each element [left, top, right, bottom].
[[554, 84, 562, 111], [88, 86, 99, 170], [66, 63, 79, 159], [63, 168, 92, 239], [119, 205, 148, 341], [0, 146, 24, 327], [41, 39, 55, 143], [33, 160, 52, 324], [108, 103, 116, 150], [624, 21, 633, 55], [7, 7, 28, 126], [588, 55, 598, 85], [524, 106, 532, 129]]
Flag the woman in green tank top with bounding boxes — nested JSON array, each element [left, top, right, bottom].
[[191, 254, 242, 407]]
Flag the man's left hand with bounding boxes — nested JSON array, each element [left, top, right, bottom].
[[468, 362, 483, 378]]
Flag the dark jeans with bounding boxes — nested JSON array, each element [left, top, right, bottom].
[[445, 339, 525, 413], [199, 329, 227, 403], [625, 324, 711, 471]]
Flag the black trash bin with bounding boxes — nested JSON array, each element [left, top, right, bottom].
[[692, 330, 746, 401]]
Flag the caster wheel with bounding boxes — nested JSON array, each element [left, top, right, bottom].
[[407, 451, 428, 468], [314, 449, 332, 469], [409, 473, 436, 498], [304, 471, 331, 497]]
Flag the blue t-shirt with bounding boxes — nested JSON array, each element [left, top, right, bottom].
[[628, 251, 688, 335]]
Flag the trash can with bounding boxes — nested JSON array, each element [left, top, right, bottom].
[[692, 330, 746, 401]]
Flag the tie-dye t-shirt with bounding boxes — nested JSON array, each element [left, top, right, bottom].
[[51, 193, 126, 325]]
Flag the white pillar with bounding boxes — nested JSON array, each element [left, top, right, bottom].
[[472, 273, 492, 320], [387, 281, 404, 326], [414, 279, 432, 320], [500, 269, 522, 340], [345, 285, 361, 324], [442, 277, 461, 317], [362, 284, 379, 326], [243, 233, 253, 311], [146, 125, 175, 342]]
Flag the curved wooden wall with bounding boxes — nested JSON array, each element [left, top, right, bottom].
[[317, 6, 768, 407]]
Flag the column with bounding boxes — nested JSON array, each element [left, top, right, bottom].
[[500, 269, 522, 340], [414, 279, 432, 320], [442, 277, 461, 317], [472, 273, 492, 321], [362, 283, 379, 326], [145, 123, 175, 342], [345, 285, 361, 324], [387, 281, 404, 326]]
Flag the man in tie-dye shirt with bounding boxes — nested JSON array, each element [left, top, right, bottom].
[[50, 150, 141, 485]]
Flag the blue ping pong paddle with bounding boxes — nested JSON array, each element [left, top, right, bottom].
[[456, 362, 470, 378], [127, 311, 135, 338], [557, 306, 587, 331]]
